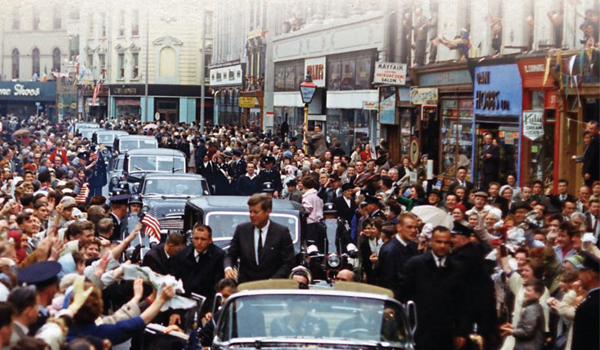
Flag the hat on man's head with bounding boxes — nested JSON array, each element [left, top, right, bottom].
[[262, 182, 275, 192], [451, 221, 474, 237], [264, 156, 276, 164], [223, 151, 233, 158], [18, 261, 61, 287], [341, 183, 354, 192], [474, 191, 489, 198], [60, 196, 77, 209], [77, 151, 90, 161], [364, 195, 381, 206], [323, 202, 337, 214], [428, 188, 442, 198], [109, 194, 131, 206], [565, 255, 585, 270], [232, 149, 243, 157]]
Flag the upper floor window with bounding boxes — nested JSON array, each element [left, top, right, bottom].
[[12, 8, 20, 30], [53, 6, 61, 29], [53, 48, 61, 72], [32, 48, 40, 77], [33, 9, 41, 30], [132, 10, 140, 36], [118, 11, 125, 36], [12, 49, 19, 79]]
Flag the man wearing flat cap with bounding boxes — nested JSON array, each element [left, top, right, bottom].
[[17, 261, 61, 335], [256, 156, 282, 197], [450, 221, 498, 349]]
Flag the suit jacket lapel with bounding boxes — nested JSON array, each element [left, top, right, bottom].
[[259, 222, 276, 264]]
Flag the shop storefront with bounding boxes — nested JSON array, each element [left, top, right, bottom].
[[81, 84, 108, 121], [517, 55, 559, 190], [550, 49, 600, 192], [472, 58, 523, 188], [409, 61, 473, 178], [108, 84, 212, 124], [56, 80, 78, 122], [210, 63, 244, 126], [0, 81, 56, 119]]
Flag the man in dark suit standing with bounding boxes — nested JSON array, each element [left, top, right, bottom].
[[398, 226, 468, 350], [582, 121, 599, 187], [585, 199, 600, 246], [224, 194, 295, 283], [333, 183, 357, 224], [549, 179, 576, 210], [174, 224, 224, 321], [480, 132, 500, 190], [228, 149, 246, 194], [108, 194, 129, 241], [571, 254, 599, 350], [448, 166, 475, 194], [378, 213, 420, 299], [142, 232, 186, 276]]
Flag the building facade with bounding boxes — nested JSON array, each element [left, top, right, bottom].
[[75, 0, 213, 123], [0, 0, 71, 119]]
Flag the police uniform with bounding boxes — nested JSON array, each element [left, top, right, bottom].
[[17, 261, 61, 336], [229, 149, 247, 193], [256, 157, 282, 195]]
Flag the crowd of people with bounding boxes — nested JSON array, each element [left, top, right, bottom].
[[0, 113, 596, 350]]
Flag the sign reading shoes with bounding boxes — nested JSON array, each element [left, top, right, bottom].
[[0, 84, 41, 97]]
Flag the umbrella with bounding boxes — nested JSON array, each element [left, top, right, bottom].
[[411, 205, 454, 229], [12, 129, 30, 137], [143, 123, 158, 130]]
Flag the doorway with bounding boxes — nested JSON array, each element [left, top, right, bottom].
[[472, 122, 520, 189], [156, 99, 179, 124]]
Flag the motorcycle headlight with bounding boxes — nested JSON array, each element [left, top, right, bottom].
[[110, 177, 119, 186], [327, 254, 341, 268]]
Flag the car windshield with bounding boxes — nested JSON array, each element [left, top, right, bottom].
[[98, 134, 115, 143], [143, 178, 205, 196], [120, 139, 158, 152], [114, 157, 124, 171], [80, 129, 95, 140], [128, 156, 185, 172], [206, 212, 299, 245], [217, 294, 409, 346]]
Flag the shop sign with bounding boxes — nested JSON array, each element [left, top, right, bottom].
[[110, 86, 142, 95], [473, 65, 522, 116], [239, 96, 258, 108], [0, 82, 56, 101], [419, 70, 472, 87], [374, 61, 407, 85], [523, 110, 544, 140], [409, 137, 420, 166], [210, 64, 243, 87], [410, 87, 438, 105], [304, 57, 326, 87], [363, 101, 379, 110]]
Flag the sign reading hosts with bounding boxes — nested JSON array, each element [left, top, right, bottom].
[[374, 62, 407, 85]]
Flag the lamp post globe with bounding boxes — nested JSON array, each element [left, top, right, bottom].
[[300, 75, 317, 153]]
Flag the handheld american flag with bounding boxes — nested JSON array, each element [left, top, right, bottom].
[[142, 207, 161, 244], [76, 183, 89, 204]]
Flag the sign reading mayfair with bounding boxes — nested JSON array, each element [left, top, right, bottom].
[[374, 62, 407, 85]]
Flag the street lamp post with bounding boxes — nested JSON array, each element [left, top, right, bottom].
[[299, 75, 317, 154]]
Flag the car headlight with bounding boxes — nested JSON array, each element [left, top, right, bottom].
[[327, 254, 341, 268], [110, 177, 119, 186]]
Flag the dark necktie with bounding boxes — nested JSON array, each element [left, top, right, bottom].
[[257, 228, 263, 263]]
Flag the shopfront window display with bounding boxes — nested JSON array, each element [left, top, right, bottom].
[[326, 109, 373, 154], [441, 98, 473, 180]]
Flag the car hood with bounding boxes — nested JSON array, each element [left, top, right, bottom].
[[143, 196, 193, 218], [215, 339, 402, 350]]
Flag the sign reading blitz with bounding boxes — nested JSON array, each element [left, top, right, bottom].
[[473, 64, 522, 116]]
